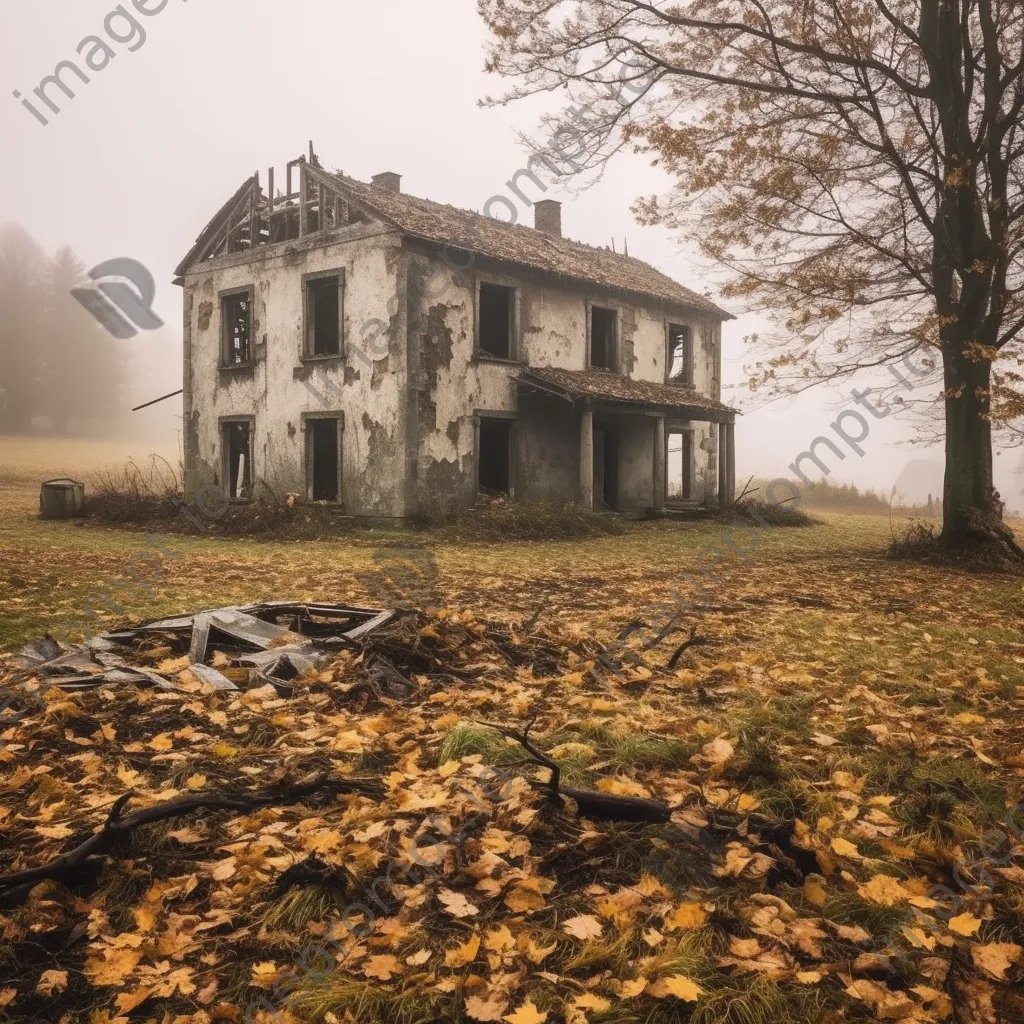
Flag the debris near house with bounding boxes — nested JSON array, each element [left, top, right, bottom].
[[9, 602, 402, 701]]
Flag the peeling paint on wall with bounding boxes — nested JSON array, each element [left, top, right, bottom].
[[183, 223, 727, 519]]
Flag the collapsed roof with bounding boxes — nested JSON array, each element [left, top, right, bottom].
[[174, 147, 731, 319]]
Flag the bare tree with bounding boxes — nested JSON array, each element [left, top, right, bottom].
[[480, 0, 1024, 554]]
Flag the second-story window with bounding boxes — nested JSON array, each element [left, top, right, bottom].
[[305, 272, 342, 356], [221, 289, 252, 365], [479, 282, 515, 359], [668, 323, 693, 383], [590, 306, 618, 371]]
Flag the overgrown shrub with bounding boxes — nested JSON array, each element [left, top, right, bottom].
[[86, 457, 182, 524], [727, 496, 817, 527], [887, 518, 939, 560], [889, 513, 1024, 574]]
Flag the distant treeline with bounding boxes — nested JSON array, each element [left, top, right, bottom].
[[746, 477, 940, 514], [0, 223, 127, 435]]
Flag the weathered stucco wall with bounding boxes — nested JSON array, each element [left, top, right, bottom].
[[183, 228, 726, 518], [404, 249, 724, 513], [183, 224, 410, 516]]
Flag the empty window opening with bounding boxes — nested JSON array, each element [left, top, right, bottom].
[[224, 422, 252, 499], [308, 418, 340, 502], [222, 291, 252, 365], [667, 430, 693, 501], [479, 418, 512, 495], [307, 275, 341, 355], [668, 324, 693, 383], [590, 306, 618, 370], [479, 282, 514, 359]]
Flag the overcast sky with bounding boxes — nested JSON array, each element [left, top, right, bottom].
[[2, 0, 1018, 503]]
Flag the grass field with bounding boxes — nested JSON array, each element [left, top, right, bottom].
[[0, 435, 1021, 672], [2, 436, 1024, 1022]]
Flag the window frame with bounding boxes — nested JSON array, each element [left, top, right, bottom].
[[474, 278, 520, 363], [219, 414, 256, 502], [587, 303, 620, 373], [302, 268, 345, 360], [666, 322, 695, 385], [301, 412, 345, 504], [219, 286, 255, 368]]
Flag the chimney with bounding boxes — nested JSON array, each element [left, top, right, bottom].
[[371, 172, 402, 193], [534, 199, 562, 238]]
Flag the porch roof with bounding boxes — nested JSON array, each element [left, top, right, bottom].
[[518, 366, 737, 422]]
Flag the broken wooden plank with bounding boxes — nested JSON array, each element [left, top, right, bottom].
[[344, 609, 398, 641], [189, 614, 212, 664], [188, 664, 240, 692], [208, 610, 295, 650]]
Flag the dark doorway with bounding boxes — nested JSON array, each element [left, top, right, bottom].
[[308, 418, 340, 501], [224, 421, 251, 499], [307, 275, 341, 355], [594, 425, 619, 509], [479, 418, 512, 495], [667, 429, 692, 501], [479, 283, 514, 359]]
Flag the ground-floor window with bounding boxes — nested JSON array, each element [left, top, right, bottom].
[[667, 428, 693, 501], [222, 420, 252, 499], [306, 417, 341, 502], [478, 417, 512, 495]]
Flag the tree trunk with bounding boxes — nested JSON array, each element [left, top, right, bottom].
[[942, 353, 993, 533], [942, 349, 1023, 562]]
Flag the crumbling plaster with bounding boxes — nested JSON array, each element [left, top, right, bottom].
[[184, 226, 408, 516], [405, 251, 723, 511], [184, 227, 725, 517]]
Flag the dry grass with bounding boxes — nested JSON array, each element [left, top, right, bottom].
[[3, 438, 1024, 1023]]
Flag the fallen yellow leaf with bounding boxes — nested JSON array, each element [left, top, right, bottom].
[[948, 912, 982, 937], [503, 998, 548, 1024], [663, 902, 707, 932], [657, 974, 704, 1002], [970, 941, 1021, 979], [830, 837, 860, 858], [562, 914, 604, 941]]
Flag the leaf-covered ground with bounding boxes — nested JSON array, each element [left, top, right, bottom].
[[1, 442, 1023, 1023]]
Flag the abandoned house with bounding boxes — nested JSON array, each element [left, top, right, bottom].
[[174, 147, 737, 519]]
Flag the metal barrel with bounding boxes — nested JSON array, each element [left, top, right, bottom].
[[39, 478, 86, 520]]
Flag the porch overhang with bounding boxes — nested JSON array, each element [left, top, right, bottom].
[[518, 366, 737, 423]]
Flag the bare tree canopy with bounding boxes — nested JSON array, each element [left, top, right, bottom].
[[480, 0, 1024, 552]]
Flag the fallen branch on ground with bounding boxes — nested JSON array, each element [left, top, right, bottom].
[[666, 626, 715, 669], [478, 719, 671, 824], [0, 773, 381, 893]]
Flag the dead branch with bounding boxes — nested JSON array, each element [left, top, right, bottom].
[[478, 719, 671, 824], [666, 626, 715, 669], [0, 773, 380, 893]]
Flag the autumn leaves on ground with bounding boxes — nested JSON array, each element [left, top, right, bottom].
[[1, 439, 1023, 1024]]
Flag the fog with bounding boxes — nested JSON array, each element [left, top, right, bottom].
[[2, 0, 1019, 506]]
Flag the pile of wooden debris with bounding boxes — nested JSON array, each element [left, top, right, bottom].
[[9, 603, 401, 699]]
